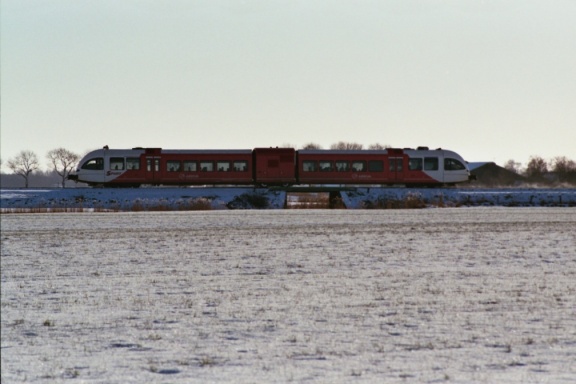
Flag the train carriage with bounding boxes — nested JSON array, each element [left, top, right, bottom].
[[296, 147, 470, 186], [69, 147, 254, 187]]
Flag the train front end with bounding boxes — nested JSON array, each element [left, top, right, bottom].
[[440, 149, 475, 184], [68, 147, 143, 186]]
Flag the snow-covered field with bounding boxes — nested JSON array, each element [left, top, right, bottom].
[[1, 209, 576, 383], [1, 187, 576, 211], [0, 187, 287, 211]]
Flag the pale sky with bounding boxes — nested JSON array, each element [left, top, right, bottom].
[[1, 0, 575, 171]]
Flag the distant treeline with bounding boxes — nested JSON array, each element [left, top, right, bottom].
[[498, 155, 576, 186], [0, 170, 81, 188]]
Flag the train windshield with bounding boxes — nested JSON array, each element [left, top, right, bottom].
[[444, 158, 466, 171], [81, 158, 104, 170]]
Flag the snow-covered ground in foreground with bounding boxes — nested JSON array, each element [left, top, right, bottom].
[[2, 209, 575, 383], [1, 187, 576, 210], [0, 187, 286, 211]]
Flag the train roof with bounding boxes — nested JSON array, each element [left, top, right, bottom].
[[299, 148, 453, 155], [83, 146, 464, 159], [159, 149, 253, 154], [86, 148, 253, 155]]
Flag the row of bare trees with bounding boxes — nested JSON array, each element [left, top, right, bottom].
[[504, 156, 576, 183], [3, 148, 80, 188], [299, 142, 390, 150]]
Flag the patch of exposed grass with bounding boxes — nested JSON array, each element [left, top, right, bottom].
[[226, 193, 269, 209], [43, 319, 55, 327]]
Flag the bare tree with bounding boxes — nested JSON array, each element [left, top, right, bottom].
[[7, 150, 40, 188], [367, 143, 391, 150], [47, 148, 80, 188], [330, 141, 363, 150], [301, 143, 323, 150], [551, 156, 576, 183], [524, 156, 548, 179], [503, 159, 522, 174]]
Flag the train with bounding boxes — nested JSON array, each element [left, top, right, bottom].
[[67, 146, 475, 187]]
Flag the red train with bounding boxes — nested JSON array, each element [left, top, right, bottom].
[[68, 146, 474, 187]]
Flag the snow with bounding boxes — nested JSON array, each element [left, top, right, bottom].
[[0, 187, 285, 211], [1, 187, 576, 211], [2, 209, 576, 383]]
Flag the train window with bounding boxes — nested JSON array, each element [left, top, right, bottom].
[[81, 158, 104, 170], [200, 162, 214, 172], [167, 161, 181, 172], [183, 161, 197, 172], [368, 160, 384, 172], [445, 158, 466, 171], [303, 161, 316, 172], [424, 157, 439, 171], [409, 158, 423, 171], [336, 161, 349, 172], [147, 159, 160, 172], [352, 161, 366, 172], [126, 158, 140, 170], [217, 161, 231, 172], [109, 157, 125, 170], [233, 161, 248, 172], [319, 161, 332, 172]]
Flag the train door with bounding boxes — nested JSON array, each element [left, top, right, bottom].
[[146, 157, 160, 184], [389, 157, 404, 182], [253, 148, 296, 185]]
